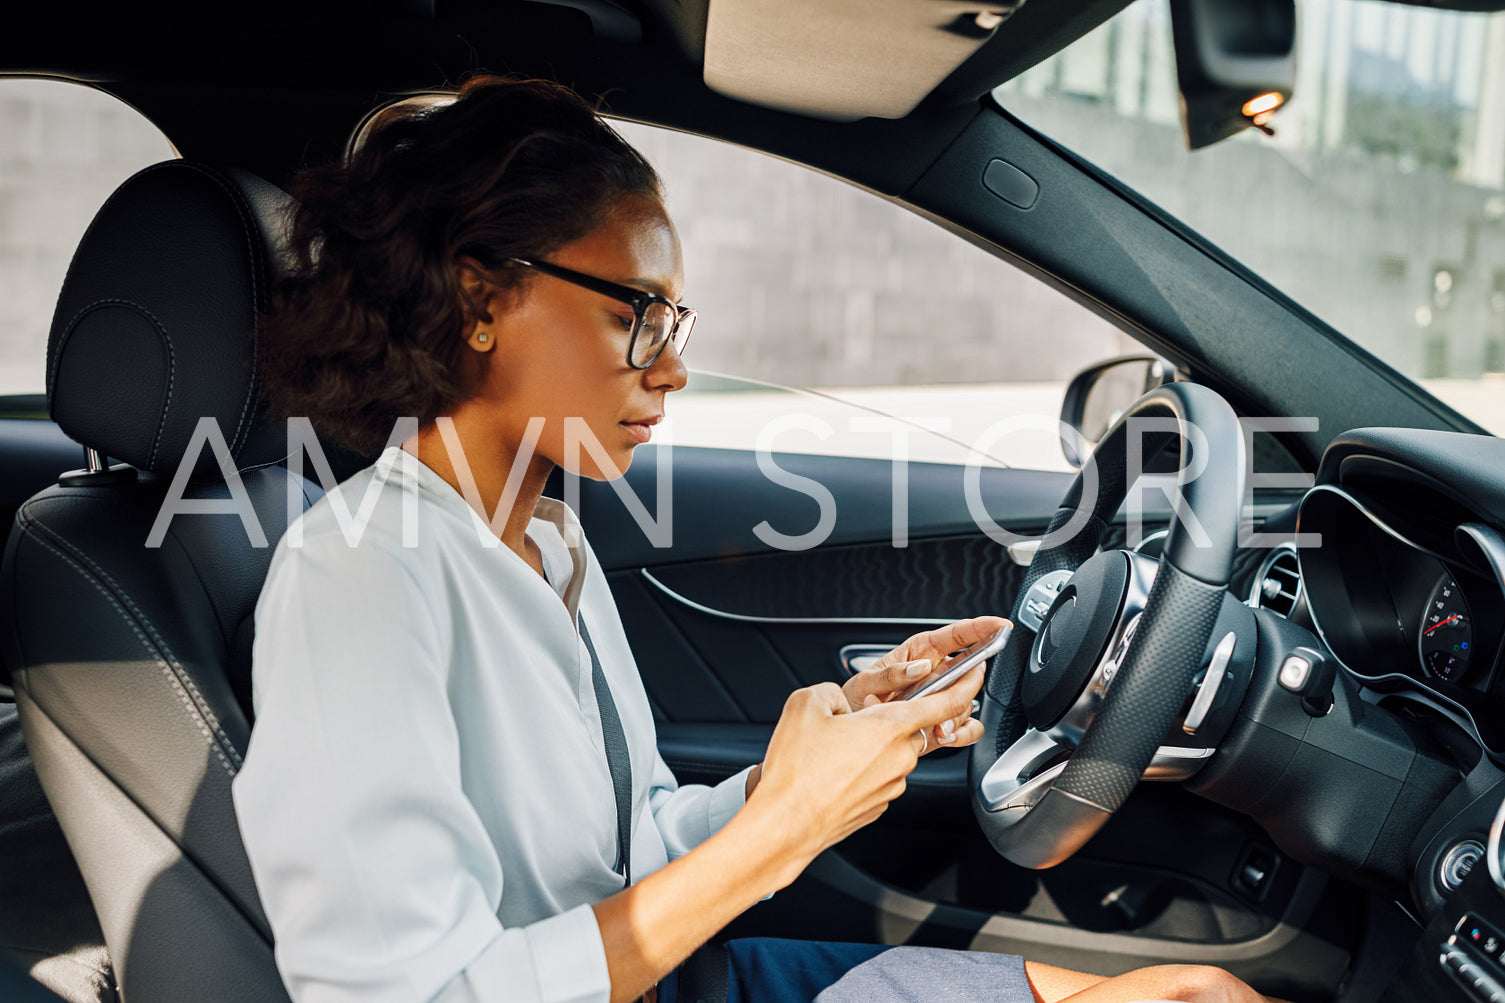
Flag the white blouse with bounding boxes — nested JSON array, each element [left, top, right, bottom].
[[232, 447, 754, 1003]]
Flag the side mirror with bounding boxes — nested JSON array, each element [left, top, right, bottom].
[[1170, 0, 1296, 150], [1059, 355, 1177, 468]]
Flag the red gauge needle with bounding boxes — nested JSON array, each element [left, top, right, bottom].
[[1425, 614, 1463, 636]]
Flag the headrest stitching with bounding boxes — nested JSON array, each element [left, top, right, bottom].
[[172, 162, 265, 457], [47, 298, 176, 467], [45, 160, 181, 414]]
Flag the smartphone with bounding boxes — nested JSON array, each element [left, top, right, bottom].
[[902, 624, 1012, 700]]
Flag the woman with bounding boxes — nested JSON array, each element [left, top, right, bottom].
[[232, 74, 1281, 1003]]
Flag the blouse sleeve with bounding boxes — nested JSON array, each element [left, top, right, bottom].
[[232, 532, 612, 1003], [645, 757, 755, 861]]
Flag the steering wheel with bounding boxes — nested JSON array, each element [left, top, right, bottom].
[[969, 382, 1247, 869]]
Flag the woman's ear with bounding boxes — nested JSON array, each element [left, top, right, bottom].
[[456, 258, 499, 353]]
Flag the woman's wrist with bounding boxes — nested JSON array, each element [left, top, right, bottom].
[[730, 780, 824, 892]]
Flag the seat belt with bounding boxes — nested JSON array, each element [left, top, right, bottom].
[[579, 616, 633, 886], [579, 617, 729, 1003]]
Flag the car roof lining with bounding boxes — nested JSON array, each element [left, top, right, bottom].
[[8, 0, 1503, 185]]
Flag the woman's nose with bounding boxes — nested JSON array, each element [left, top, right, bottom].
[[646, 339, 688, 392]]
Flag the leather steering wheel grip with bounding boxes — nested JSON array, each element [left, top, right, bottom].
[[970, 382, 1246, 868]]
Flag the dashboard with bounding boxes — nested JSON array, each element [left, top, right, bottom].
[[1269, 429, 1505, 1002], [1291, 436, 1505, 754]]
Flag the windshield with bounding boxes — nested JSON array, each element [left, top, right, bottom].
[[994, 0, 1505, 436]]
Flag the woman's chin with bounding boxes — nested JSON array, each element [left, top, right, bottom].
[[564, 449, 634, 482]]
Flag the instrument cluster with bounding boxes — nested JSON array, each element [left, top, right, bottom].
[[1420, 574, 1474, 683], [1295, 481, 1505, 750]]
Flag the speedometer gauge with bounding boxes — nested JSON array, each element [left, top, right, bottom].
[[1419, 575, 1473, 682]]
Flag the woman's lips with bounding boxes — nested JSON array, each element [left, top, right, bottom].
[[620, 415, 661, 444]]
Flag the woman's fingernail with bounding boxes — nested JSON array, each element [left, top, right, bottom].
[[939, 720, 956, 742], [904, 660, 929, 678], [970, 700, 981, 717]]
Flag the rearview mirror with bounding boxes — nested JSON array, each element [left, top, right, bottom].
[[1170, 0, 1296, 150], [1059, 355, 1177, 468]]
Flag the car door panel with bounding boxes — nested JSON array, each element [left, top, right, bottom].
[[573, 440, 1351, 986], [571, 445, 1080, 570]]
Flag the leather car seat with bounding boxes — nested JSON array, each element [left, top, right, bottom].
[[0, 701, 115, 1001], [0, 160, 321, 1002]]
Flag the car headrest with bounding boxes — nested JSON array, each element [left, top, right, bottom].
[[46, 161, 293, 481]]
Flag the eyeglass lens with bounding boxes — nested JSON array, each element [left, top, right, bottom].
[[631, 302, 694, 368]]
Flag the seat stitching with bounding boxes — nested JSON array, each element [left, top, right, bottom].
[[46, 299, 177, 469], [19, 524, 238, 780], [27, 517, 243, 771], [19, 520, 241, 777], [0, 944, 113, 979], [235, 451, 292, 474], [174, 162, 262, 455]]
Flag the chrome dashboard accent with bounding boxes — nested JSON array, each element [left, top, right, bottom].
[[1460, 523, 1505, 592], [1248, 543, 1302, 617], [1440, 839, 1485, 894], [640, 569, 953, 626], [1298, 484, 1454, 565], [1297, 484, 1455, 683]]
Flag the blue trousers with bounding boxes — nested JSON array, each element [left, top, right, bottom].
[[660, 938, 1033, 1003]]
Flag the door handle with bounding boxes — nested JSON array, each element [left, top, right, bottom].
[[837, 644, 892, 677]]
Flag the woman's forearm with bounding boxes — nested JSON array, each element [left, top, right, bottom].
[[595, 677, 981, 1002], [591, 798, 801, 1003]]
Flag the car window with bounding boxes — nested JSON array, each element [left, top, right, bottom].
[[994, 0, 1505, 436], [611, 120, 1147, 471], [0, 78, 176, 398]]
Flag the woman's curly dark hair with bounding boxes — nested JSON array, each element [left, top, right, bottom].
[[261, 75, 663, 456]]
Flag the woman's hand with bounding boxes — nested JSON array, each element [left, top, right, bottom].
[[840, 615, 1008, 753], [745, 665, 986, 888]]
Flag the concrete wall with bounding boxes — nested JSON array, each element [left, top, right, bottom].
[[999, 91, 1505, 384], [615, 120, 1139, 389], [0, 80, 173, 394]]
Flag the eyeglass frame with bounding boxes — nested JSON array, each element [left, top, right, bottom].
[[507, 257, 695, 370]]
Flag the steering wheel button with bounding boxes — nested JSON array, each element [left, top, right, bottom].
[[1278, 654, 1311, 691], [1017, 569, 1074, 632]]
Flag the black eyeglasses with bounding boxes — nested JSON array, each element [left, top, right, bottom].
[[509, 257, 695, 370]]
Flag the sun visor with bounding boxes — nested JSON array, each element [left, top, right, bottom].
[[704, 0, 1026, 121]]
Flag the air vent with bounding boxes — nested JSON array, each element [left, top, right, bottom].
[[1251, 546, 1301, 618]]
